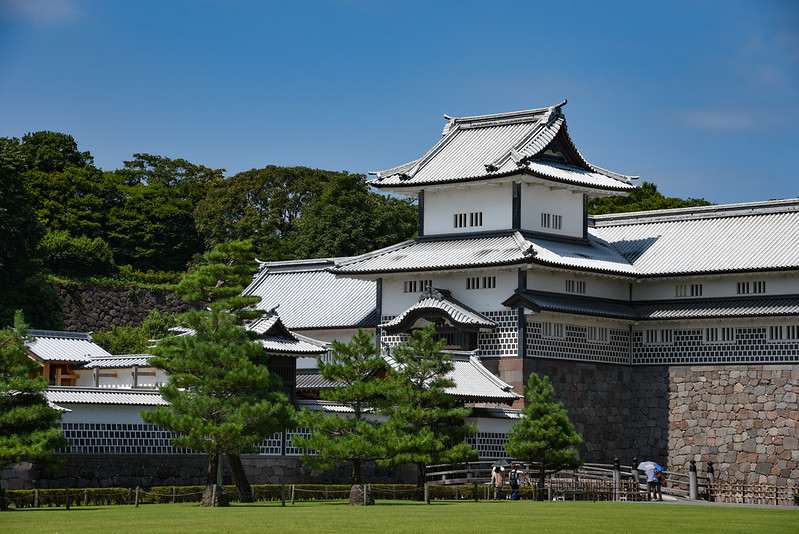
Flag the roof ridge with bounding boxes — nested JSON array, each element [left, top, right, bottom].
[[591, 198, 799, 226]]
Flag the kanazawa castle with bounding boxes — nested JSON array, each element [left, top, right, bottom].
[[19, 102, 798, 489]]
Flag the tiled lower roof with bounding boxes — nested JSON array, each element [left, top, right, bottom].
[[383, 351, 519, 403], [81, 355, 153, 369], [634, 295, 799, 320], [381, 288, 496, 333], [503, 291, 799, 321], [502, 290, 638, 319], [45, 387, 168, 406], [27, 330, 112, 363]]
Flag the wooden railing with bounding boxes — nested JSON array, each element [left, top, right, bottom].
[[426, 460, 796, 505]]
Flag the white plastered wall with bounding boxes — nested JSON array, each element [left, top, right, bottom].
[[423, 183, 512, 235], [521, 183, 584, 238]]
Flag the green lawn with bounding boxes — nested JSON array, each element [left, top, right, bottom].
[[1, 500, 796, 534]]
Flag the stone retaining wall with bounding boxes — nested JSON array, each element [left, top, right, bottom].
[[533, 359, 798, 486], [53, 282, 202, 332]]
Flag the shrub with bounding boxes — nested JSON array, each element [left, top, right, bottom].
[[41, 230, 115, 277]]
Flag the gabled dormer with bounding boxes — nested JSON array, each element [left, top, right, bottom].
[[368, 101, 637, 241]]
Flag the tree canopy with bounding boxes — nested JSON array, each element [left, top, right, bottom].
[[504, 373, 583, 497], [142, 240, 293, 505], [379, 325, 478, 488], [588, 181, 712, 214], [0, 312, 67, 509], [292, 329, 390, 484]]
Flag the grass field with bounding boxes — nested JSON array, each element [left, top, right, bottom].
[[1, 500, 796, 534]]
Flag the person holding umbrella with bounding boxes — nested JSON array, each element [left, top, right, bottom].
[[637, 461, 663, 501]]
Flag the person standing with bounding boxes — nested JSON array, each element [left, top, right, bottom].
[[645, 467, 657, 501], [491, 466, 505, 500], [509, 464, 520, 500]]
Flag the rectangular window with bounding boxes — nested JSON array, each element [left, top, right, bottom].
[[466, 276, 495, 290], [676, 284, 702, 297], [721, 327, 735, 342], [542, 322, 564, 338], [565, 280, 586, 294], [587, 326, 608, 342], [769, 326, 783, 341], [786, 325, 799, 340], [645, 329, 673, 345], [540, 213, 562, 230], [403, 280, 432, 293], [455, 212, 483, 228], [737, 281, 766, 294]]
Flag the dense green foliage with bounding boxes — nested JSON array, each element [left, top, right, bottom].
[[142, 241, 294, 503], [0, 313, 67, 509], [380, 325, 478, 487], [291, 172, 417, 258], [0, 140, 62, 329], [505, 373, 583, 497], [588, 181, 712, 214], [91, 310, 178, 355], [293, 329, 391, 484]]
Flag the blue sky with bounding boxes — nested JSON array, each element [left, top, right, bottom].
[[1, 0, 797, 204]]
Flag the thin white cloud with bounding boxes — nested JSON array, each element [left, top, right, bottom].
[[0, 0, 80, 26], [675, 110, 762, 133]]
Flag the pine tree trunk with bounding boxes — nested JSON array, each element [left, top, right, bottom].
[[227, 453, 253, 503]]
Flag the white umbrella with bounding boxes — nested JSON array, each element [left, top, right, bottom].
[[637, 461, 662, 471]]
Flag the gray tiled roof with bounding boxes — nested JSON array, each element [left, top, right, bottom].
[[296, 369, 343, 390], [592, 199, 799, 275], [381, 288, 496, 332], [82, 355, 153, 369], [503, 291, 799, 321], [503, 290, 638, 320], [27, 330, 112, 363], [333, 232, 636, 276], [383, 351, 519, 403], [369, 103, 636, 192], [45, 387, 168, 406], [244, 259, 377, 329], [247, 311, 328, 355], [634, 296, 799, 320]]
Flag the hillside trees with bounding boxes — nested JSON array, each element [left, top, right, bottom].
[[504, 373, 583, 499], [588, 181, 712, 214], [292, 329, 390, 485], [0, 312, 67, 510], [380, 325, 478, 489], [142, 240, 294, 505], [292, 172, 417, 258], [0, 139, 61, 329]]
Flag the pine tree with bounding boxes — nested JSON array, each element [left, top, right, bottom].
[[293, 329, 390, 485], [142, 240, 294, 505], [504, 373, 583, 498], [380, 324, 478, 489], [0, 312, 66, 510]]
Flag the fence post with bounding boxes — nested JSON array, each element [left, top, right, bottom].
[[65, 488, 70, 510], [34, 488, 39, 508], [474, 482, 478, 502], [172, 486, 177, 503], [84, 488, 89, 506], [613, 458, 621, 502], [290, 485, 295, 505], [689, 460, 698, 500], [631, 457, 639, 499], [281, 484, 286, 506], [424, 483, 430, 504], [135, 486, 140, 507]]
